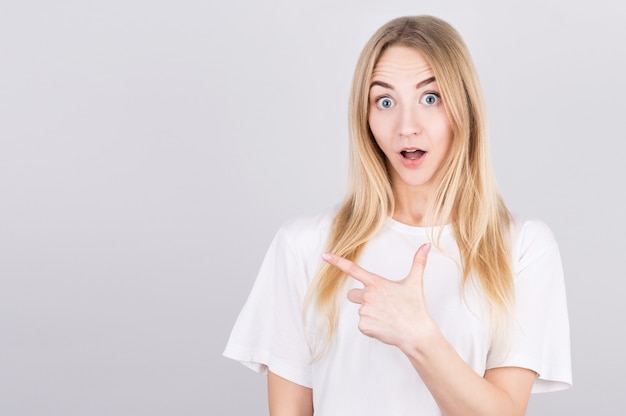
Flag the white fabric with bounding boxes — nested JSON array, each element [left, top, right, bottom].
[[223, 210, 572, 415]]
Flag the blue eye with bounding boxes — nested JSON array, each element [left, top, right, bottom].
[[422, 93, 440, 105], [376, 97, 394, 109]]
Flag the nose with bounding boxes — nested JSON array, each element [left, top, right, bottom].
[[398, 105, 421, 137]]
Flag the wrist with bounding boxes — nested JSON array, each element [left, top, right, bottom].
[[399, 317, 442, 361]]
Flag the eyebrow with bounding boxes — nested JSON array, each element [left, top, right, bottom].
[[370, 76, 436, 91]]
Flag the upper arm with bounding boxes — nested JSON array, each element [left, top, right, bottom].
[[484, 366, 537, 415], [268, 370, 313, 416]]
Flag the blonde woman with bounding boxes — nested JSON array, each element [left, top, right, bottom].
[[224, 15, 571, 415]]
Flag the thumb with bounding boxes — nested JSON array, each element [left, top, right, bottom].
[[405, 243, 431, 285]]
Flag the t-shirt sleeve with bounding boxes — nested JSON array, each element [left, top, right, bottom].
[[223, 224, 316, 388], [486, 219, 572, 393]]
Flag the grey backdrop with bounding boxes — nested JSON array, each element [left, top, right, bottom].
[[1, 0, 624, 415]]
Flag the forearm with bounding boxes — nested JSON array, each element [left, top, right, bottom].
[[323, 247, 536, 414], [401, 321, 534, 416]]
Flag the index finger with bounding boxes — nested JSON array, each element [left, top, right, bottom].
[[321, 253, 377, 286]]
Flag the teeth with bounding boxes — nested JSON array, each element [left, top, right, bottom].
[[401, 149, 425, 160]]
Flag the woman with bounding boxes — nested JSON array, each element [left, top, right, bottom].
[[224, 15, 571, 415]]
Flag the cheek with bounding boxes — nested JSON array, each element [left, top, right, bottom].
[[368, 127, 387, 157], [431, 116, 454, 149], [368, 112, 391, 146], [437, 127, 454, 165]]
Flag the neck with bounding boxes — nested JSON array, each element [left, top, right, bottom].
[[391, 180, 450, 227], [391, 184, 431, 227]]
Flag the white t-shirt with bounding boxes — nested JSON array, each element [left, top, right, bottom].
[[223, 211, 572, 415]]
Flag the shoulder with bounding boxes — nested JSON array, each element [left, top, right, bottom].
[[510, 215, 558, 249], [509, 214, 561, 271], [274, 208, 336, 256]]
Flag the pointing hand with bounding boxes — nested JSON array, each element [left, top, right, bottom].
[[322, 243, 433, 351]]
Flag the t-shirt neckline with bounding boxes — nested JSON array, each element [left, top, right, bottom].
[[385, 217, 452, 235]]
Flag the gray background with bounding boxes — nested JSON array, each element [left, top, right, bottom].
[[1, 0, 624, 415]]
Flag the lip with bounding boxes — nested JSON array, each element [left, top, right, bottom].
[[398, 148, 427, 168]]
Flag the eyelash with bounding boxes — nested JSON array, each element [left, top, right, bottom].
[[373, 91, 442, 109], [375, 96, 394, 109], [421, 92, 441, 105]]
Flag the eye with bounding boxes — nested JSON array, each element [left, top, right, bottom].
[[376, 97, 395, 109], [421, 93, 440, 105]]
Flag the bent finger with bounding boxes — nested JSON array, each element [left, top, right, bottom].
[[347, 288, 364, 304]]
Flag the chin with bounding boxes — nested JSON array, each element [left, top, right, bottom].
[[397, 177, 432, 189]]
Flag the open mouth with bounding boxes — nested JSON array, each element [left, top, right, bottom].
[[401, 149, 426, 161]]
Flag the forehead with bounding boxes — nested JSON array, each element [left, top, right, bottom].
[[371, 45, 433, 81]]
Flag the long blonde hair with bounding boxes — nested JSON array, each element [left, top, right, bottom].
[[304, 15, 513, 355]]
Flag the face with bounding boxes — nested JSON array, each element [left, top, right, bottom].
[[368, 45, 453, 199]]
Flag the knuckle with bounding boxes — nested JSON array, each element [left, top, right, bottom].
[[362, 290, 374, 303], [346, 262, 359, 276], [357, 320, 368, 333]]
